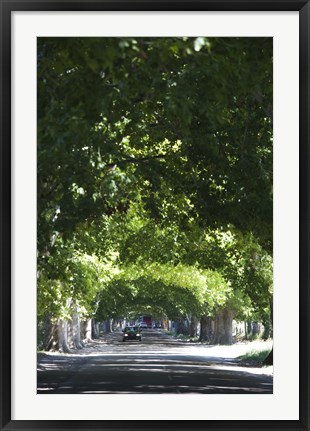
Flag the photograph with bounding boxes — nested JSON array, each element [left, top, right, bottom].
[[1, 2, 308, 429], [37, 36, 274, 395]]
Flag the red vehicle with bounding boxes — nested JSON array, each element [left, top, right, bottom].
[[139, 315, 153, 329]]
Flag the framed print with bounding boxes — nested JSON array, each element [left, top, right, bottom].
[[1, 0, 309, 430]]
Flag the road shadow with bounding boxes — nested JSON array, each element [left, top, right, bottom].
[[37, 330, 273, 394]]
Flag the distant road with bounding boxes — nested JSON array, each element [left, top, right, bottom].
[[37, 329, 273, 394]]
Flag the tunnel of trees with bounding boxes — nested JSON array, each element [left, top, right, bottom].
[[37, 37, 273, 355]]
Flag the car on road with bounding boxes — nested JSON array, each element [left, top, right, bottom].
[[122, 326, 142, 342], [139, 322, 148, 329]]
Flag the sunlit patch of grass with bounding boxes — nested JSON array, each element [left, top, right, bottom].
[[240, 349, 271, 363], [172, 333, 201, 343], [164, 330, 175, 336], [238, 341, 272, 366]]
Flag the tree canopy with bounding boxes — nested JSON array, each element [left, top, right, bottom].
[[37, 37, 273, 346]]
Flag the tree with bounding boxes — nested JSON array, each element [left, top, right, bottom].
[[38, 232, 119, 351], [113, 206, 273, 344], [37, 37, 273, 349], [38, 37, 272, 253]]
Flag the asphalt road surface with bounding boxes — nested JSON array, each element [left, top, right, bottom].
[[37, 329, 273, 394]]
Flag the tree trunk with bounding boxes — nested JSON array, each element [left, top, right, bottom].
[[43, 313, 58, 351], [81, 318, 92, 342], [43, 314, 71, 352], [105, 319, 113, 333], [190, 316, 199, 337], [269, 294, 273, 337], [247, 321, 252, 337], [262, 318, 271, 339], [176, 316, 190, 335], [252, 322, 259, 337], [263, 295, 273, 364], [163, 318, 168, 330], [199, 315, 213, 342], [92, 319, 100, 339], [175, 317, 183, 335], [244, 321, 248, 340], [57, 319, 72, 353], [71, 306, 83, 349], [263, 348, 273, 365], [212, 308, 234, 345]]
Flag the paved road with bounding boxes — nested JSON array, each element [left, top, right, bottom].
[[37, 329, 273, 394]]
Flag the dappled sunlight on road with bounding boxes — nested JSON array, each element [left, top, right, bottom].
[[37, 330, 273, 394]]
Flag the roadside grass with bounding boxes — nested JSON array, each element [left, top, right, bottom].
[[238, 340, 272, 366], [164, 331, 273, 367], [176, 333, 199, 342]]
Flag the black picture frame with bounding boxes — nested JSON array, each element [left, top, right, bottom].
[[1, 1, 309, 430]]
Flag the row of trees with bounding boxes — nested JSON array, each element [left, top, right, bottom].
[[37, 36, 273, 352]]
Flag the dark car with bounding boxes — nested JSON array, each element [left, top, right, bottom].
[[122, 326, 142, 342]]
